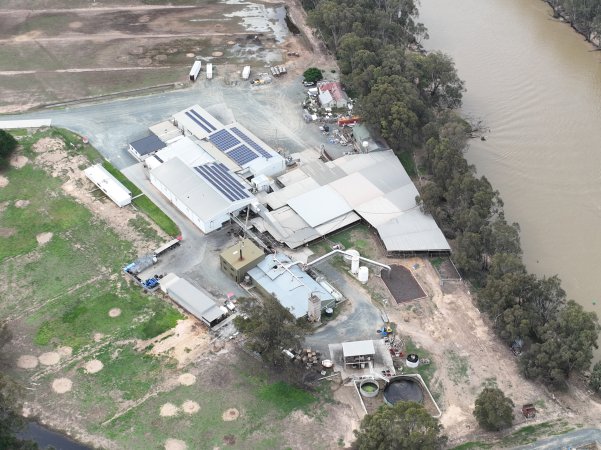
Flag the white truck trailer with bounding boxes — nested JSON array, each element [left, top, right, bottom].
[[241, 65, 251, 80], [206, 63, 213, 79], [189, 60, 202, 81]]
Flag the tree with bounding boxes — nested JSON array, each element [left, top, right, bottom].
[[303, 67, 323, 84], [473, 387, 514, 431], [233, 296, 306, 366], [520, 300, 599, 389], [354, 401, 446, 450], [589, 361, 601, 393], [0, 129, 17, 169]]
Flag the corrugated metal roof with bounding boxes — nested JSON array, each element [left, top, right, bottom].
[[299, 160, 346, 186], [150, 157, 251, 221], [342, 340, 375, 357], [288, 185, 352, 228], [377, 209, 450, 252], [164, 275, 224, 325], [154, 137, 214, 168], [84, 164, 132, 207], [248, 253, 335, 318], [129, 134, 166, 156], [264, 177, 320, 210], [329, 172, 383, 208]]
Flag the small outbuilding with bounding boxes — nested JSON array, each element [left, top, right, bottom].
[[220, 238, 264, 283], [84, 164, 132, 207], [342, 340, 376, 369], [160, 273, 226, 327], [128, 134, 167, 161]]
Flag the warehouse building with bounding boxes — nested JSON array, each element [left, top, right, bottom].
[[160, 273, 226, 327], [252, 150, 450, 255], [149, 157, 254, 233], [220, 238, 264, 282], [247, 253, 336, 319]]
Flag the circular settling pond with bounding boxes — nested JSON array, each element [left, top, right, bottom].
[[359, 380, 379, 398], [383, 377, 423, 405]]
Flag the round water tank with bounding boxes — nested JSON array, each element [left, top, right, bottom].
[[358, 266, 369, 284], [344, 249, 359, 263], [406, 353, 419, 368], [324, 307, 334, 317], [351, 255, 360, 274], [321, 359, 333, 368], [359, 380, 379, 398], [383, 377, 424, 405]]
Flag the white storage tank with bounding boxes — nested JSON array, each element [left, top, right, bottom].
[[358, 266, 369, 284], [242, 65, 251, 80], [406, 353, 419, 368], [344, 249, 359, 264], [351, 254, 360, 275]]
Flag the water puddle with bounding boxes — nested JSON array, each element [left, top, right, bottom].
[[223, 2, 289, 43]]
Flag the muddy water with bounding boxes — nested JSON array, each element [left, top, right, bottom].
[[419, 0, 601, 354]]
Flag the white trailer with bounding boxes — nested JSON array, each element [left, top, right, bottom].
[[242, 65, 251, 80], [189, 60, 202, 81], [206, 63, 213, 79]]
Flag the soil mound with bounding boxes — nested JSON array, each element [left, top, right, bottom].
[[39, 352, 60, 366], [178, 373, 196, 386], [164, 438, 187, 450], [52, 378, 72, 394], [222, 408, 239, 421], [36, 232, 53, 245], [160, 403, 179, 417], [108, 308, 121, 318], [84, 359, 104, 374], [182, 400, 200, 414], [17, 355, 38, 369]]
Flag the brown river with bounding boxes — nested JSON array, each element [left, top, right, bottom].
[[419, 0, 601, 354]]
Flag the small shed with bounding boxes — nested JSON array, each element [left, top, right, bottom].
[[128, 134, 167, 161], [220, 238, 264, 283], [342, 340, 375, 368], [84, 164, 132, 207]]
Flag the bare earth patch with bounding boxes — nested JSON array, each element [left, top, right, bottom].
[[52, 378, 73, 394], [181, 400, 200, 414], [160, 403, 180, 417], [0, 175, 8, 188], [108, 308, 122, 318], [57, 346, 73, 358], [10, 155, 28, 168], [185, 53, 195, 58], [0, 228, 16, 237], [178, 373, 196, 386], [36, 232, 53, 245], [17, 355, 39, 369], [211, 51, 223, 57], [93, 332, 105, 342], [222, 408, 239, 421], [33, 137, 64, 153], [38, 352, 60, 366], [164, 438, 187, 450], [15, 200, 30, 208], [84, 359, 104, 374]]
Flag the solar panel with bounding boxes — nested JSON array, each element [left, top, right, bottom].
[[185, 111, 211, 133], [194, 163, 249, 202], [226, 144, 259, 166], [209, 129, 240, 151], [190, 109, 217, 132], [230, 127, 273, 159]]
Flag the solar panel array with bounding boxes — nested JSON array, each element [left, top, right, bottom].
[[226, 145, 259, 166], [209, 129, 240, 151], [194, 163, 250, 202], [184, 111, 211, 134], [230, 127, 273, 159], [189, 109, 216, 132]]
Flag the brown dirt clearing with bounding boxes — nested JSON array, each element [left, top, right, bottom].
[[57, 346, 73, 357], [52, 378, 72, 394], [164, 438, 187, 450], [15, 199, 30, 208], [9, 154, 28, 168], [36, 232, 53, 245], [181, 400, 200, 414], [159, 403, 179, 417], [0, 176, 8, 187], [108, 307, 122, 318], [177, 373, 196, 386], [38, 351, 60, 365], [84, 359, 104, 374], [222, 408, 239, 421], [17, 355, 39, 369]]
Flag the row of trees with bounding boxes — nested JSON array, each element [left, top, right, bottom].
[[547, 0, 601, 44], [305, 0, 599, 390]]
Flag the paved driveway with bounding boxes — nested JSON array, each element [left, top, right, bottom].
[[305, 261, 384, 355]]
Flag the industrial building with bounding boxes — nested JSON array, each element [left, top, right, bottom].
[[84, 164, 132, 207], [342, 340, 375, 368], [318, 81, 349, 108], [150, 158, 253, 233], [128, 134, 167, 162], [160, 273, 226, 327], [247, 253, 336, 319], [220, 238, 264, 282], [252, 150, 450, 255]]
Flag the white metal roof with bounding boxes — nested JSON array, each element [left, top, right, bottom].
[[288, 185, 353, 228], [153, 137, 214, 168], [329, 172, 383, 208], [150, 157, 252, 222], [264, 177, 320, 210], [342, 340, 375, 357], [173, 105, 224, 140], [84, 164, 132, 207], [163, 274, 224, 325]]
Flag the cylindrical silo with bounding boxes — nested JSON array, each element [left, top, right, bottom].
[[351, 254, 360, 274], [358, 266, 369, 284]]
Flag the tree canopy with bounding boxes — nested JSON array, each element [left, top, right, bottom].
[[354, 401, 446, 450], [233, 296, 306, 366], [473, 387, 514, 431], [303, 67, 323, 83], [0, 130, 18, 169]]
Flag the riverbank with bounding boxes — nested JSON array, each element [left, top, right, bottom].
[[543, 0, 601, 47]]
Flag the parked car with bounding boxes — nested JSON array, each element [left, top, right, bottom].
[[303, 81, 315, 87]]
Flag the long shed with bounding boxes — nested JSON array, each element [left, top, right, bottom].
[[84, 164, 132, 207]]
